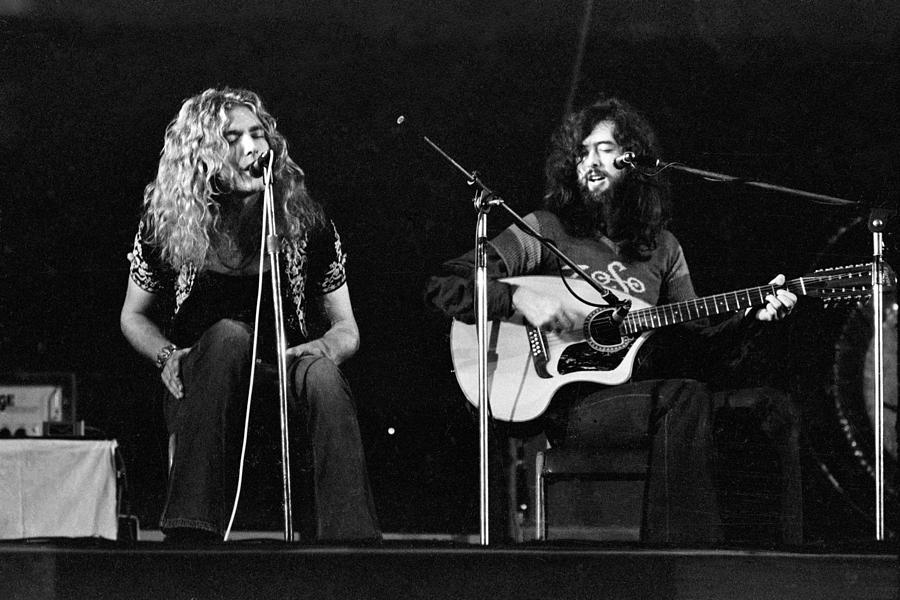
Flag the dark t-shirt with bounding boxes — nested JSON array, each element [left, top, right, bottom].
[[490, 210, 696, 306]]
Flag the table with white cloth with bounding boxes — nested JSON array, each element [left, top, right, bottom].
[[0, 439, 118, 540]]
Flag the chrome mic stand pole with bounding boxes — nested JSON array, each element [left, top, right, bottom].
[[868, 210, 888, 541], [397, 119, 505, 543], [473, 186, 496, 546], [261, 154, 294, 542]]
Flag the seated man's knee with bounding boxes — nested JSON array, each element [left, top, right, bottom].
[[656, 378, 711, 406], [205, 319, 253, 344], [718, 386, 800, 440], [293, 356, 352, 409], [197, 319, 253, 361], [305, 356, 346, 389]]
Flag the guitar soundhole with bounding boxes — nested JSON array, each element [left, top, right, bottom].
[[558, 342, 629, 374], [584, 307, 632, 352]]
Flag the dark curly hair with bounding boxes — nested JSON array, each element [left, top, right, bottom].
[[543, 96, 671, 260]]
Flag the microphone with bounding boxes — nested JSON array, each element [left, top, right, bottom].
[[248, 151, 273, 178], [395, 114, 429, 139], [613, 152, 661, 169], [394, 114, 423, 137], [610, 299, 632, 325]]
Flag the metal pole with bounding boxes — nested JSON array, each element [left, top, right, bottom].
[[871, 226, 885, 541], [262, 161, 294, 542], [475, 190, 490, 546]]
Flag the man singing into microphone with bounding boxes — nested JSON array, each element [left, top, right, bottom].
[[120, 87, 379, 543], [425, 96, 803, 544]]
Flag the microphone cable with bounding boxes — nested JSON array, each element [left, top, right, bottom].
[[223, 193, 269, 542]]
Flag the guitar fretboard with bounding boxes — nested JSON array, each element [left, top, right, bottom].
[[621, 276, 823, 334]]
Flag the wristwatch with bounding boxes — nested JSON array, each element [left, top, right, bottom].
[[155, 343, 178, 370]]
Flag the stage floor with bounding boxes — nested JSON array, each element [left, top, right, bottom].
[[0, 536, 895, 600]]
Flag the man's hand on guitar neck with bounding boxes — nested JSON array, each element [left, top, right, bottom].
[[512, 285, 580, 334], [747, 274, 798, 322]]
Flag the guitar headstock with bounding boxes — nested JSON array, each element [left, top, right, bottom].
[[803, 262, 895, 308]]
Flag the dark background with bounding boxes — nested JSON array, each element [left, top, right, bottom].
[[1, 1, 897, 542]]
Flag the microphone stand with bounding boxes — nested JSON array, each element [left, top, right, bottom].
[[648, 157, 892, 541], [867, 208, 893, 541], [261, 154, 295, 542], [412, 129, 627, 545]]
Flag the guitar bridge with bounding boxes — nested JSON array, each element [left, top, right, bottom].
[[526, 325, 552, 379]]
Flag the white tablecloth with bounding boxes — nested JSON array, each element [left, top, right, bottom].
[[0, 439, 118, 540]]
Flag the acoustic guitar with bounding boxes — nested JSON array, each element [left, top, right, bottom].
[[450, 263, 876, 422]]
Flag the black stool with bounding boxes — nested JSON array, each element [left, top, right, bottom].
[[535, 446, 650, 540]]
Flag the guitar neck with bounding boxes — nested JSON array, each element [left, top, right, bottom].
[[622, 278, 806, 334]]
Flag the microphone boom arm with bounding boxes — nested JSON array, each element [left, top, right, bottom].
[[657, 161, 857, 207]]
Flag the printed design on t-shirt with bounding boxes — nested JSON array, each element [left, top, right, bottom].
[[561, 261, 646, 295]]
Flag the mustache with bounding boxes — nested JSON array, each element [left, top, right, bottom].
[[583, 167, 608, 179]]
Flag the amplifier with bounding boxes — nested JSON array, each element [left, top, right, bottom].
[[0, 373, 77, 437]]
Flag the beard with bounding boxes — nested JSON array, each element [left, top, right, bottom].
[[578, 179, 623, 237]]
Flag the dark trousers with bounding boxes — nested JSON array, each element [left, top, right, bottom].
[[548, 379, 802, 545], [160, 319, 380, 542]]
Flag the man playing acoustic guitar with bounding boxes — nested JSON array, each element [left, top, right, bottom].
[[425, 96, 803, 545]]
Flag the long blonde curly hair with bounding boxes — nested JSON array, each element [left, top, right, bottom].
[[142, 87, 324, 270]]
